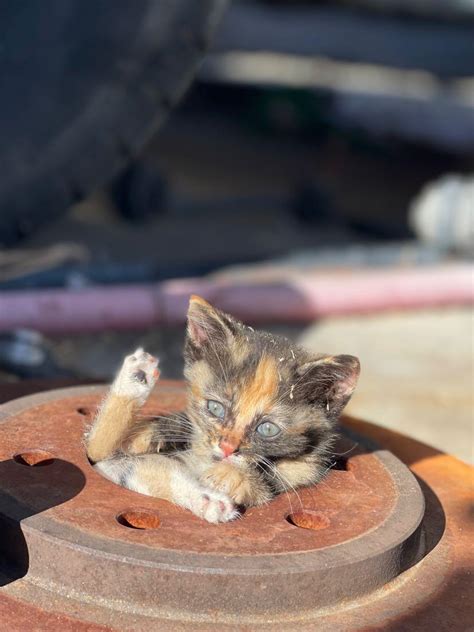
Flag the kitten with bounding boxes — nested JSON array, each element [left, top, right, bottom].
[[86, 295, 360, 523]]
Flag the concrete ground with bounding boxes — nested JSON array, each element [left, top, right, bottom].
[[298, 308, 473, 463]]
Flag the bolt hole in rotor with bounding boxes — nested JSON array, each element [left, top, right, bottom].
[[116, 509, 161, 530], [13, 449, 55, 467], [332, 457, 349, 471], [287, 511, 330, 531]]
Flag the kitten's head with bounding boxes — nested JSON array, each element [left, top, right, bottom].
[[184, 296, 360, 466]]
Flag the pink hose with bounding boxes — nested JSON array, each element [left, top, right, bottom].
[[1, 264, 472, 334]]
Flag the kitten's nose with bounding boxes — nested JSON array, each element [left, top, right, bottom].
[[219, 441, 237, 458]]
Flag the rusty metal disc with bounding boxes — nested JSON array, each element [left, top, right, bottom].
[[0, 383, 433, 629]]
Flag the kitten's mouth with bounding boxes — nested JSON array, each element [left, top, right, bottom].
[[212, 453, 240, 463], [212, 454, 232, 462]]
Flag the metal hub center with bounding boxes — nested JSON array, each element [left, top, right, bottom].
[[0, 383, 426, 628]]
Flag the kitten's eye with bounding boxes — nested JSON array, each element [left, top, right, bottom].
[[256, 421, 281, 438], [207, 400, 225, 419]]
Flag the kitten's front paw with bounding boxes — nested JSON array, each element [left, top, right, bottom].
[[191, 488, 239, 524], [203, 462, 272, 506], [112, 348, 160, 404], [203, 462, 254, 506]]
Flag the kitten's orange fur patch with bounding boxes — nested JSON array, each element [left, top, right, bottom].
[[86, 395, 136, 462], [190, 383, 202, 399], [189, 294, 212, 308], [234, 355, 279, 436]]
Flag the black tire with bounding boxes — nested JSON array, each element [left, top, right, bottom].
[[0, 0, 226, 245], [110, 162, 168, 222]]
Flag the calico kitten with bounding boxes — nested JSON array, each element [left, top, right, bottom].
[[86, 295, 360, 523]]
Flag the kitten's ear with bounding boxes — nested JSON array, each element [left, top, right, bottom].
[[296, 355, 360, 416], [186, 295, 236, 348]]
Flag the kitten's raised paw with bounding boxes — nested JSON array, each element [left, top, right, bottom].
[[112, 348, 160, 404], [192, 488, 239, 524]]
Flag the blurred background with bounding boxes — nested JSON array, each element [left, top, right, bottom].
[[0, 0, 472, 462]]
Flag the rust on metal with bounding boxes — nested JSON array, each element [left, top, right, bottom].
[[0, 381, 472, 631]]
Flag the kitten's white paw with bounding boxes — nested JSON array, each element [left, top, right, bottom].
[[192, 488, 239, 524], [112, 348, 160, 404]]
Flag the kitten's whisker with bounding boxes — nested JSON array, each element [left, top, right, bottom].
[[255, 456, 304, 514], [165, 447, 194, 454], [307, 459, 338, 495], [152, 428, 194, 435], [269, 464, 305, 513], [146, 414, 194, 427], [331, 442, 358, 458], [254, 460, 294, 517], [157, 437, 191, 442], [264, 457, 305, 512], [148, 429, 191, 440], [145, 410, 191, 419]]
